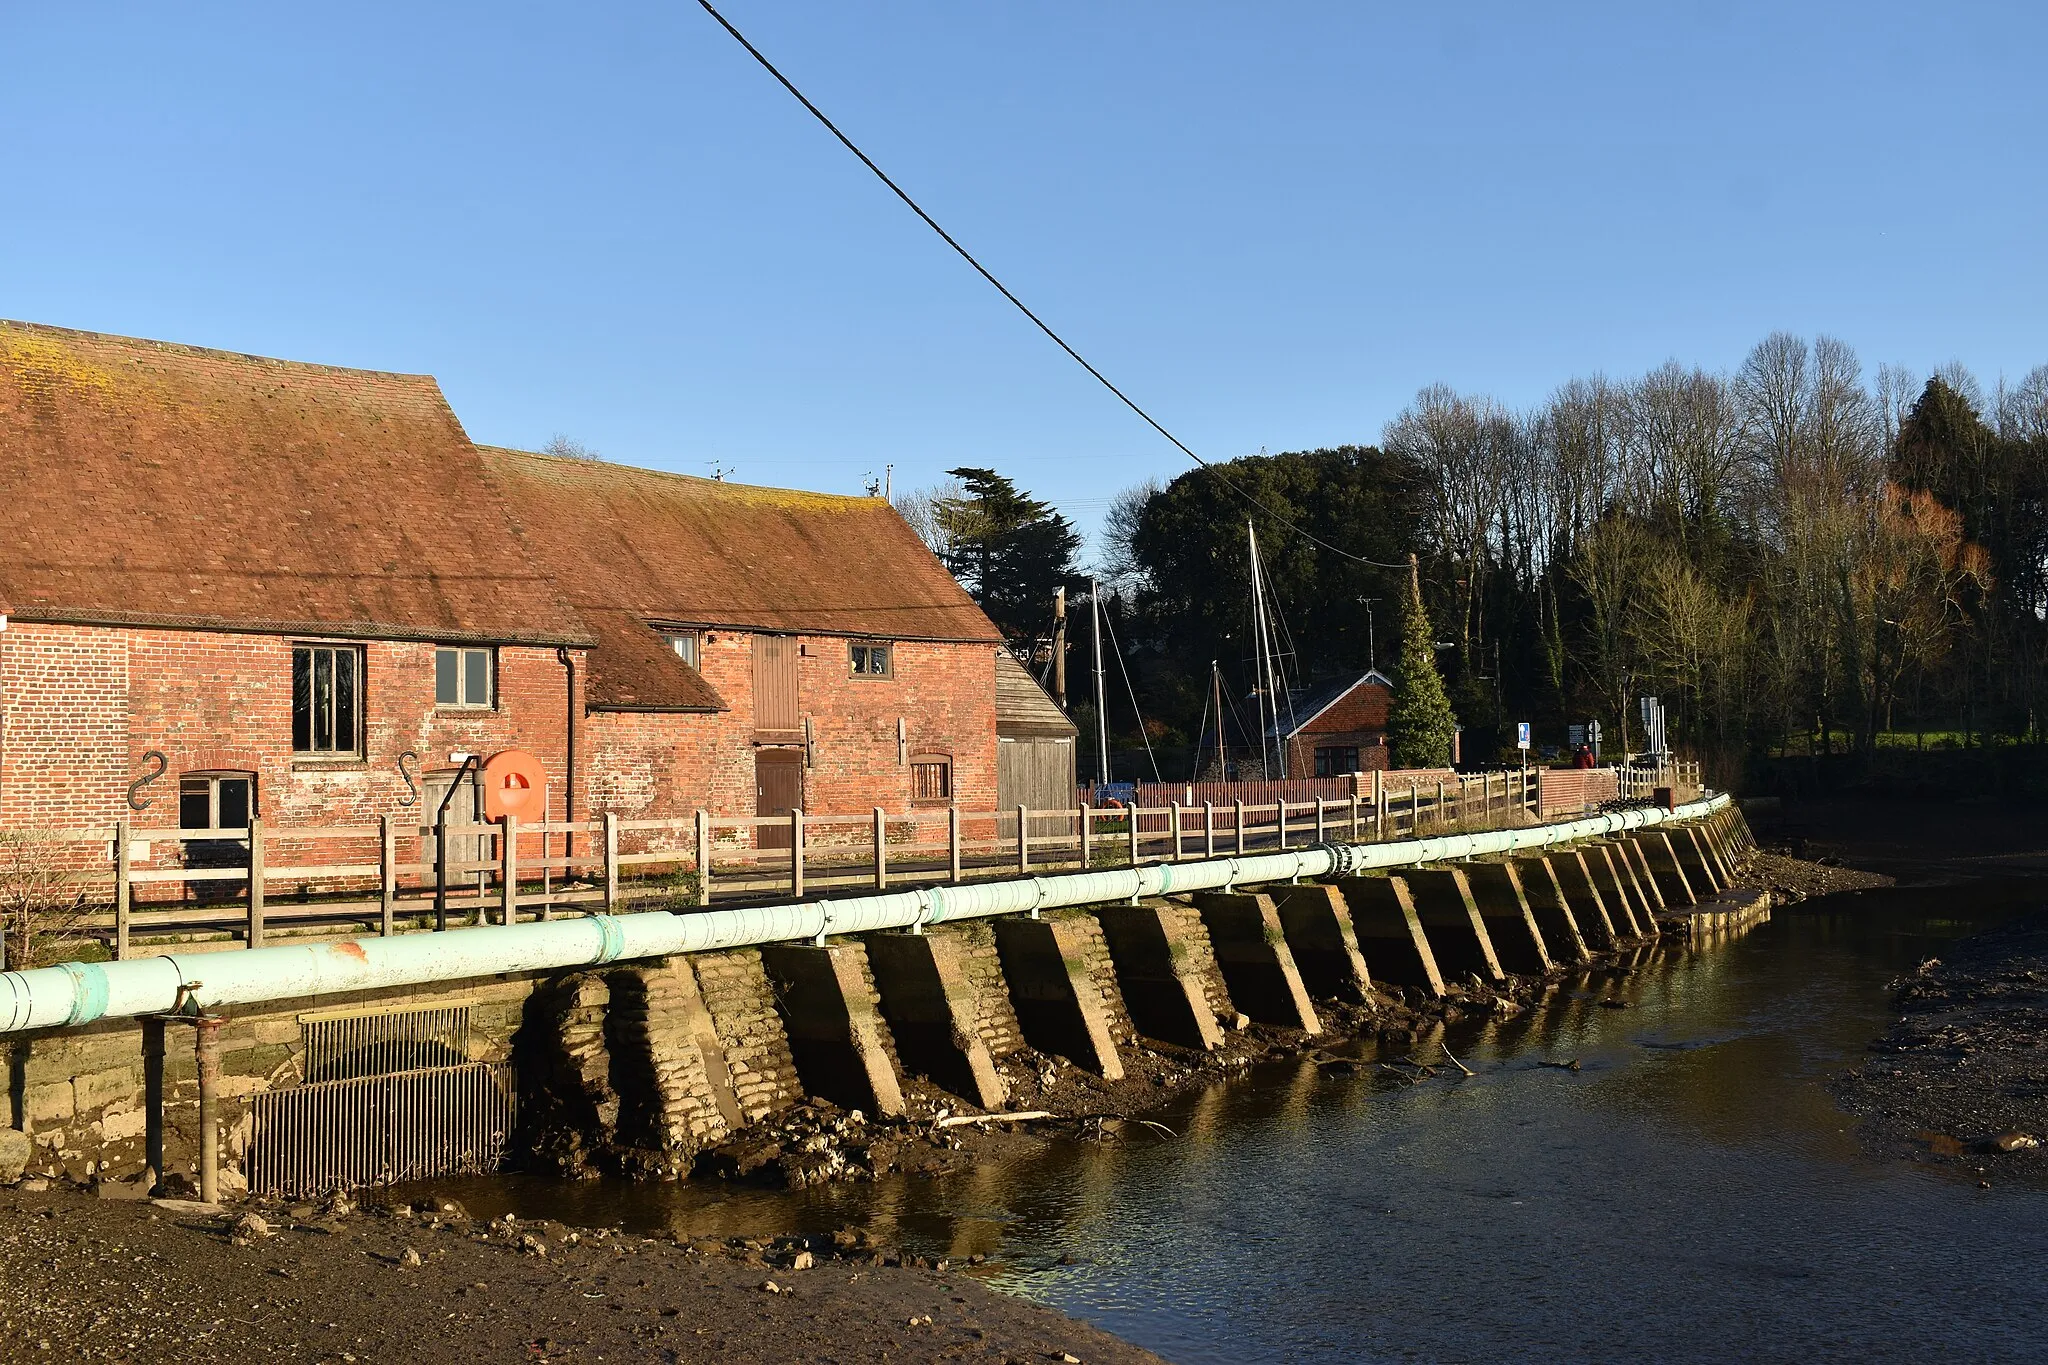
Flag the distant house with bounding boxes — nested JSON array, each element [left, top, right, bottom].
[[1270, 670, 1395, 778]]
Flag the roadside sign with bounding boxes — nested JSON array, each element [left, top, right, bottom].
[[1516, 722, 1531, 750], [1567, 724, 1585, 747]]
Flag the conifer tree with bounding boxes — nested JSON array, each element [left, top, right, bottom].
[[1388, 557, 1458, 768]]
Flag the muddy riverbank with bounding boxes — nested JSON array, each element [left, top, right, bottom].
[[1832, 909, 2048, 1176], [0, 1181, 1164, 1365]]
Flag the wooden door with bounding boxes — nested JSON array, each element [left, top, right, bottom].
[[756, 749, 803, 849], [753, 634, 800, 736]]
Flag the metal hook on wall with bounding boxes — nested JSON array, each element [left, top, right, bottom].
[[397, 750, 419, 807], [127, 751, 167, 811]]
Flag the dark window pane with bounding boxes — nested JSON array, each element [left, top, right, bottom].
[[876, 646, 890, 677], [465, 649, 489, 707], [335, 647, 358, 751], [436, 648, 458, 705], [292, 649, 313, 751], [180, 778, 211, 830], [313, 649, 334, 751], [218, 778, 251, 830]]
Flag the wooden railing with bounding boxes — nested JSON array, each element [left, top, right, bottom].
[[7, 766, 1605, 959]]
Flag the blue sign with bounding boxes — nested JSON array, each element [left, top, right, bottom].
[[1516, 722, 1532, 750]]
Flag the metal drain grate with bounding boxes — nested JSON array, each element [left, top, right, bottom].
[[301, 1001, 473, 1083], [247, 1061, 515, 1199]]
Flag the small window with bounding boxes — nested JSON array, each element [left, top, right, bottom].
[[293, 643, 363, 755], [179, 772, 255, 830], [910, 753, 952, 801], [850, 642, 893, 678], [1314, 746, 1361, 778], [661, 631, 701, 670], [435, 646, 495, 708]]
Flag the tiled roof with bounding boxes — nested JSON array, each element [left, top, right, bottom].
[[0, 321, 588, 646], [480, 447, 1002, 707], [996, 651, 1076, 737], [578, 608, 727, 712]]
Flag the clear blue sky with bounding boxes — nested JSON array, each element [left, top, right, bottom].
[[6, 2, 2043, 553]]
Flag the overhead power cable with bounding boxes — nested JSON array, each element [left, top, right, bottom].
[[691, 0, 1412, 571]]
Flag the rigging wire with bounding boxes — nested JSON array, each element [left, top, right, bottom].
[[690, 0, 1414, 571], [1098, 596, 1162, 782]]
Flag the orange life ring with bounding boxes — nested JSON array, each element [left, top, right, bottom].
[[482, 749, 548, 824]]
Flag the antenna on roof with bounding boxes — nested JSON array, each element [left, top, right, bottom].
[[863, 472, 882, 497], [708, 460, 729, 482]]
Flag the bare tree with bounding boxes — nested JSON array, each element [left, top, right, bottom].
[[0, 829, 95, 970], [1384, 384, 1515, 667], [891, 477, 966, 559], [1095, 477, 1163, 593], [542, 434, 603, 461]]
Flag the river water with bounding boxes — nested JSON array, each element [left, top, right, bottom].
[[426, 888, 2048, 1362]]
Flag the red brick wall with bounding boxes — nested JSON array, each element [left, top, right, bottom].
[[3, 621, 999, 856], [1280, 680, 1391, 779], [0, 620, 583, 831], [583, 633, 997, 838]]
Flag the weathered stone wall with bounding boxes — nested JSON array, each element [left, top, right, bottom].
[[948, 920, 1027, 1060], [688, 949, 803, 1123]]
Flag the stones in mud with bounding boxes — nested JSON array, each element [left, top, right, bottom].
[[1990, 1131, 2039, 1152], [0, 1128, 30, 1185], [228, 1211, 273, 1244], [400, 1247, 422, 1268]]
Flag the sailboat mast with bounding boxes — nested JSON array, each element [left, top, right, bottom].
[[1211, 660, 1227, 780], [1248, 523, 1274, 779], [1091, 578, 1109, 785]]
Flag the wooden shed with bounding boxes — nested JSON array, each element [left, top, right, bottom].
[[995, 651, 1077, 814]]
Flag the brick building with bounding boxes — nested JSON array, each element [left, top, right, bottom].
[[1272, 670, 1396, 778], [0, 320, 1006, 843]]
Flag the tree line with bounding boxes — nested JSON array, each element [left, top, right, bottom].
[[899, 334, 2048, 775]]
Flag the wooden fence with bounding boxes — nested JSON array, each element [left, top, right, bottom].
[[3, 762, 1702, 962]]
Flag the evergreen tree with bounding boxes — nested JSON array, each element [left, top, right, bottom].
[[935, 467, 1082, 640], [1388, 558, 1458, 767]]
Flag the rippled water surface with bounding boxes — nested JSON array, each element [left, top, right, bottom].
[[426, 889, 2048, 1362]]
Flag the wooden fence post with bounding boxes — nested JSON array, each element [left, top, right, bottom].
[[791, 809, 805, 898], [874, 806, 889, 890], [1170, 803, 1183, 861], [1276, 800, 1288, 850], [1350, 793, 1361, 841], [1128, 806, 1140, 866], [246, 816, 265, 949], [688, 809, 704, 907], [1373, 769, 1385, 839], [501, 814, 519, 926], [1078, 804, 1091, 871], [1315, 797, 1327, 843], [1204, 801, 1216, 858], [1234, 800, 1246, 856], [1017, 804, 1030, 874], [113, 817, 132, 961], [379, 814, 396, 937], [949, 805, 963, 883]]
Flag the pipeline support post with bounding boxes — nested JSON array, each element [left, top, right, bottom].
[[142, 1014, 166, 1190], [195, 1014, 223, 1206]]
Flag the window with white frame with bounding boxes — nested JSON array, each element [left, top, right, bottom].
[[435, 646, 494, 708], [661, 630, 702, 670]]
